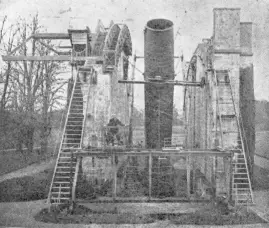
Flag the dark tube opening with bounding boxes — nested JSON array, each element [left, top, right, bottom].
[[146, 19, 173, 31]]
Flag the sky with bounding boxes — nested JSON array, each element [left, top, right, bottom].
[[0, 0, 269, 111]]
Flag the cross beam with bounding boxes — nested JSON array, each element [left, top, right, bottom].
[[32, 33, 70, 40], [118, 79, 203, 87], [75, 148, 233, 157], [2, 55, 103, 62]]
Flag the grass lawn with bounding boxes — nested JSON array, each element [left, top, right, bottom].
[[0, 167, 53, 202], [253, 165, 269, 190]]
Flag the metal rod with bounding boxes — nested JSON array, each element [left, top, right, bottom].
[[118, 80, 202, 87]]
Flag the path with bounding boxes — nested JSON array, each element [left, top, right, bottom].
[[0, 159, 55, 183], [0, 200, 268, 228]]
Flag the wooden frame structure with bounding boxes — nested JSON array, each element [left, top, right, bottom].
[[2, 21, 132, 71], [70, 147, 233, 203]]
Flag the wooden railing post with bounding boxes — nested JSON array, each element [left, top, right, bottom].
[[113, 151, 117, 201], [148, 151, 152, 200], [72, 156, 81, 205], [187, 155, 191, 199]]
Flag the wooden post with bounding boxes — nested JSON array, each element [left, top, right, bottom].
[[72, 156, 81, 205], [229, 154, 233, 202], [148, 151, 152, 200], [187, 155, 191, 199], [113, 152, 117, 201]]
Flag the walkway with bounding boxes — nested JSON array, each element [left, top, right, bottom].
[[0, 159, 55, 183]]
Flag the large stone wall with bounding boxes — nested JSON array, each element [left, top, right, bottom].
[[240, 22, 255, 181], [81, 65, 111, 148], [80, 53, 131, 148], [185, 8, 254, 198], [213, 8, 241, 51]]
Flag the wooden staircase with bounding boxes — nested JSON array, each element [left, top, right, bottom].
[[232, 151, 253, 205], [122, 157, 140, 195], [47, 71, 85, 204], [214, 70, 254, 205]]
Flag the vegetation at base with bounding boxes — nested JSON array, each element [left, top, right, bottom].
[[0, 168, 53, 202], [256, 100, 269, 131], [253, 165, 269, 190], [33, 202, 267, 225], [34, 204, 155, 224], [171, 206, 266, 225]]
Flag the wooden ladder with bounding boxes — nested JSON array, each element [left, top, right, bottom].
[[48, 65, 91, 204], [214, 70, 254, 206]]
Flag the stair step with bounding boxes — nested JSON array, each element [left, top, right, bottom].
[[56, 167, 76, 169], [52, 186, 71, 189], [68, 116, 84, 118], [62, 142, 80, 144], [235, 193, 251, 196], [58, 158, 76, 162], [54, 176, 71, 179], [233, 188, 251, 190], [51, 197, 70, 200], [61, 147, 79, 150], [51, 192, 71, 195], [233, 184, 250, 186], [56, 171, 74, 174]]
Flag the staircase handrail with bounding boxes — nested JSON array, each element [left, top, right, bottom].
[[80, 75, 91, 149], [238, 111, 254, 176], [228, 76, 254, 201]]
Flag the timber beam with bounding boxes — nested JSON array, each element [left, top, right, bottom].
[[118, 79, 203, 87], [2, 55, 103, 62], [135, 56, 180, 59], [32, 33, 70, 40], [75, 148, 233, 157]]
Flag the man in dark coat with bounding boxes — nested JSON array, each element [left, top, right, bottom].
[[106, 115, 124, 146]]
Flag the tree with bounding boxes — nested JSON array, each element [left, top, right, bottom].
[[173, 105, 184, 126], [0, 15, 67, 158]]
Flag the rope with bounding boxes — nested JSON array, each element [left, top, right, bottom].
[[122, 54, 144, 77]]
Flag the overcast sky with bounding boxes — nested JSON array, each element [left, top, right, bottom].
[[1, 0, 269, 111]]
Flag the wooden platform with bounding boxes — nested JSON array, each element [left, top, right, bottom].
[[77, 196, 210, 203], [75, 147, 233, 157]]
